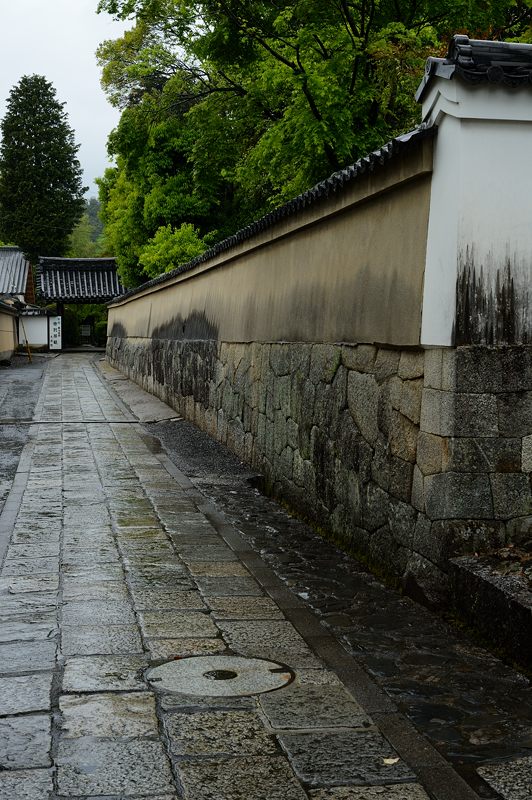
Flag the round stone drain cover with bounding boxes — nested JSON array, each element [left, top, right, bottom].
[[146, 656, 293, 697]]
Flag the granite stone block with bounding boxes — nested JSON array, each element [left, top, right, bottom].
[[0, 674, 52, 715], [138, 610, 219, 638], [166, 711, 276, 756], [477, 755, 532, 800], [424, 473, 493, 519], [342, 344, 377, 373], [347, 372, 379, 445], [0, 769, 53, 800], [490, 473, 532, 518], [310, 787, 430, 799], [498, 392, 532, 437], [398, 350, 425, 380], [279, 730, 415, 786], [177, 756, 307, 800], [56, 739, 174, 796], [260, 684, 372, 730], [63, 655, 148, 692], [60, 692, 158, 738], [0, 714, 51, 769]]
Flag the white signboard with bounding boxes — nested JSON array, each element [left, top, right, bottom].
[[48, 316, 62, 350]]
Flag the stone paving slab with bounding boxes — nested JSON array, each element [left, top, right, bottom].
[[81, 795, 178, 800], [56, 739, 175, 796], [177, 755, 309, 800], [63, 564, 124, 582], [0, 592, 57, 616], [131, 588, 206, 610], [1, 354, 525, 800], [206, 595, 285, 619], [61, 624, 143, 656], [1, 556, 59, 575], [477, 756, 532, 800], [62, 580, 130, 602], [5, 541, 60, 558], [309, 787, 431, 799], [0, 673, 52, 714], [63, 655, 149, 692], [0, 616, 57, 642], [167, 710, 278, 756], [60, 692, 159, 738], [260, 684, 373, 730], [61, 600, 136, 625], [193, 575, 264, 596], [146, 636, 226, 660], [0, 573, 59, 593], [219, 620, 324, 668], [138, 609, 218, 638], [187, 560, 251, 576], [0, 713, 51, 769], [279, 730, 416, 786], [0, 639, 56, 673], [0, 768, 53, 800]]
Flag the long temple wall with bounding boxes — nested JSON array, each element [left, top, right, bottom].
[[107, 124, 531, 603]]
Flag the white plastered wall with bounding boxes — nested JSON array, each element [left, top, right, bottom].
[[421, 81, 532, 345]]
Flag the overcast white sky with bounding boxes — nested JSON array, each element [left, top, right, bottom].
[[0, 0, 129, 196]]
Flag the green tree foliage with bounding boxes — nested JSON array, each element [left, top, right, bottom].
[[139, 222, 208, 277], [97, 0, 532, 285], [0, 75, 87, 262]]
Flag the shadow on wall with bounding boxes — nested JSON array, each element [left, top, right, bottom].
[[153, 312, 219, 342], [109, 312, 219, 343]]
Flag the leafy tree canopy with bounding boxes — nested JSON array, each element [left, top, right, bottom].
[[97, 0, 532, 285], [0, 75, 87, 262], [139, 222, 208, 277]]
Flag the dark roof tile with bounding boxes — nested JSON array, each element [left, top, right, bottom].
[[416, 35, 532, 102], [37, 258, 124, 302]]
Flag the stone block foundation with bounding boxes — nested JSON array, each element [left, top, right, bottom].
[[107, 338, 531, 603]]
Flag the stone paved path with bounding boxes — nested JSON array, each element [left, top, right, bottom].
[[0, 354, 528, 800]]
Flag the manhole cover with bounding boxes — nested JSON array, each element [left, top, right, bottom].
[[146, 656, 293, 696]]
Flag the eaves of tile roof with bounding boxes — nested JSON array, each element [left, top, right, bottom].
[[113, 123, 436, 304], [37, 258, 124, 303], [416, 34, 532, 102], [0, 247, 30, 295]]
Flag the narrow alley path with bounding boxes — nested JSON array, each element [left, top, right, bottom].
[[0, 354, 529, 800]]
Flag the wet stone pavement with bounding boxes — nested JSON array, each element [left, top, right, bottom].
[[0, 355, 49, 516], [0, 354, 529, 800]]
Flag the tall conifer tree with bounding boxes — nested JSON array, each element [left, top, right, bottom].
[[0, 75, 86, 261]]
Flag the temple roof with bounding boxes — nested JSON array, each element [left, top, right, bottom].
[[37, 257, 124, 303], [416, 35, 532, 102], [0, 247, 30, 296]]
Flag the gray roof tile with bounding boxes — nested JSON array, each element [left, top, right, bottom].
[[37, 258, 124, 302], [0, 247, 30, 295]]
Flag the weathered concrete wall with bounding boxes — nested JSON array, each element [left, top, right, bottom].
[[420, 81, 532, 347], [0, 308, 17, 361], [107, 336, 532, 602], [108, 142, 432, 348]]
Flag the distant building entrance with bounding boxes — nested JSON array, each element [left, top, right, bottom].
[[37, 257, 124, 348]]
